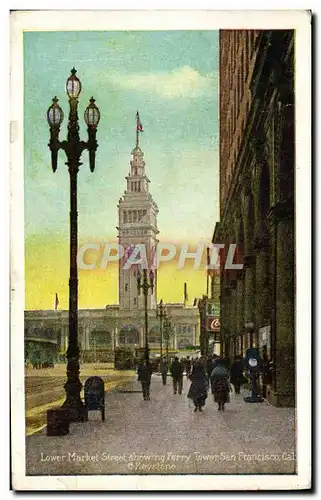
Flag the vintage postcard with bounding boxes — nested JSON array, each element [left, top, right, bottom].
[[10, 9, 311, 491]]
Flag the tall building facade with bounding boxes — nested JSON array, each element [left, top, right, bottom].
[[214, 30, 295, 407], [118, 137, 159, 311]]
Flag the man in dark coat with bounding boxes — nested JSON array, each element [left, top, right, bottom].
[[170, 357, 184, 394], [137, 359, 153, 400], [230, 356, 244, 394], [159, 357, 168, 385]]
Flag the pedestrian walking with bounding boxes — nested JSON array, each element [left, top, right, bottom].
[[137, 359, 153, 400], [206, 355, 216, 389], [185, 356, 192, 379], [170, 357, 184, 394], [187, 361, 208, 411], [230, 356, 245, 394], [210, 361, 231, 411], [159, 356, 168, 385]]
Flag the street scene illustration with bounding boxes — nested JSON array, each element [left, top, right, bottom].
[[22, 28, 296, 477]]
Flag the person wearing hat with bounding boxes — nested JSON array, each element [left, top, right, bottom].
[[210, 359, 231, 411]]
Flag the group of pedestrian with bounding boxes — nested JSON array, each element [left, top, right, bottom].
[[137, 354, 252, 409]]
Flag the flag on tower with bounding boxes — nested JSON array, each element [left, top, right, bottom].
[[136, 111, 143, 132], [184, 282, 188, 303], [54, 293, 59, 310]]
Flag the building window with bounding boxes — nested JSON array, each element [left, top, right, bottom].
[[123, 211, 128, 223], [133, 297, 137, 306], [128, 211, 132, 223], [125, 283, 128, 292], [119, 325, 139, 345], [133, 211, 137, 222], [90, 330, 111, 348]]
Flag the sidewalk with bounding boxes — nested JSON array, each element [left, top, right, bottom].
[[25, 366, 135, 435], [26, 374, 296, 475]]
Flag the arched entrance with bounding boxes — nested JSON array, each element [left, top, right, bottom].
[[119, 325, 140, 345], [149, 325, 161, 344]]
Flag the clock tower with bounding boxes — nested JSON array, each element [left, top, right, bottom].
[[117, 113, 159, 310]]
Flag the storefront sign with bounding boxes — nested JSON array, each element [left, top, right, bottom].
[[206, 317, 220, 332], [258, 325, 271, 356], [205, 298, 220, 318]]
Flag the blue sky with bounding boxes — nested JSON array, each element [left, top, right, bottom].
[[24, 30, 219, 244]]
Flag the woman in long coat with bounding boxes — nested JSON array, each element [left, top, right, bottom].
[[187, 362, 208, 411], [211, 363, 230, 411]]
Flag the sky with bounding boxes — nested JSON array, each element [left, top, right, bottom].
[[24, 30, 219, 310]]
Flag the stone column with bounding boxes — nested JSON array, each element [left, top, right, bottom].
[[255, 241, 270, 328], [113, 326, 119, 349], [252, 159, 271, 330], [222, 284, 232, 356], [267, 209, 277, 391], [274, 201, 295, 406], [194, 324, 198, 346], [173, 328, 177, 350], [244, 255, 256, 326], [60, 326, 66, 352], [236, 272, 245, 334], [84, 324, 90, 350], [230, 281, 237, 335]]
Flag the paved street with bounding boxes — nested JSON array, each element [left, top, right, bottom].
[[26, 373, 296, 475]]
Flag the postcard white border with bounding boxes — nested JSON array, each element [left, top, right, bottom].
[[10, 9, 311, 491]]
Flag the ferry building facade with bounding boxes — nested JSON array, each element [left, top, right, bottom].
[[25, 129, 199, 364]]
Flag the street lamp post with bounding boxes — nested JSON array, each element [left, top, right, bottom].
[[47, 68, 100, 421], [156, 299, 166, 358], [198, 296, 208, 356], [137, 269, 154, 362], [163, 316, 172, 365]]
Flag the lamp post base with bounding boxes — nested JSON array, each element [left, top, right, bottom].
[[243, 373, 264, 403], [62, 396, 87, 422], [62, 375, 86, 422]]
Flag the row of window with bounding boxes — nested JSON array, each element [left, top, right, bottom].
[[123, 209, 147, 223], [130, 181, 141, 192], [176, 325, 194, 334], [225, 31, 257, 153]]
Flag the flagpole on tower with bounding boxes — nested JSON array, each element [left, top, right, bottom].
[[136, 111, 139, 148]]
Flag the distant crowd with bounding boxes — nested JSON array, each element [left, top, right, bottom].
[[137, 352, 272, 411]]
